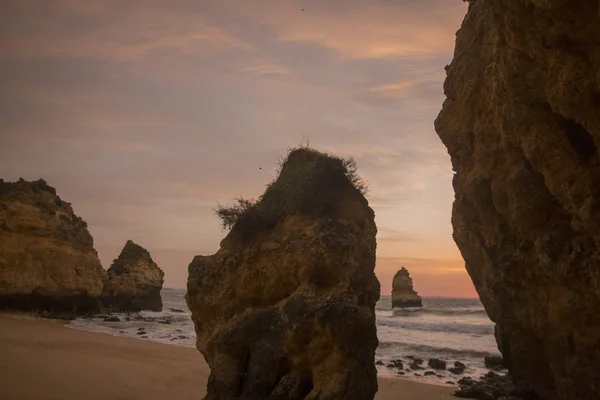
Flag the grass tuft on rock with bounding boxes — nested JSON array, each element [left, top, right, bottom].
[[215, 145, 369, 241]]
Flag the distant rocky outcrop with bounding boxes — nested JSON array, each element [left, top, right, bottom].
[[0, 178, 106, 312], [391, 267, 422, 308], [435, 1, 600, 399], [101, 240, 164, 312], [186, 148, 380, 399]]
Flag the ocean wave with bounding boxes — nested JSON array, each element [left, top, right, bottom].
[[377, 341, 500, 359], [376, 318, 494, 335], [375, 306, 488, 317]]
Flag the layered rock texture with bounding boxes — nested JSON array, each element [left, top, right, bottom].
[[391, 267, 422, 308], [0, 179, 106, 312], [186, 148, 381, 400], [435, 1, 600, 399], [102, 240, 164, 312]]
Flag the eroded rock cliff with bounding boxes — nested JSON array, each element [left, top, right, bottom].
[[0, 178, 106, 312], [186, 148, 380, 400], [102, 240, 164, 312], [391, 267, 422, 308], [435, 1, 600, 399]]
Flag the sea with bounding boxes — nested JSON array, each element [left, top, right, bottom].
[[68, 288, 503, 384]]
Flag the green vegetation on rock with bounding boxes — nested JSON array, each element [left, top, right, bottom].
[[215, 146, 369, 241]]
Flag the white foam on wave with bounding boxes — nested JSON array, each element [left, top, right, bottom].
[[67, 290, 504, 386]]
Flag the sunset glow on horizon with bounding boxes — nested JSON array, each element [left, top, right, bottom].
[[0, 0, 476, 297]]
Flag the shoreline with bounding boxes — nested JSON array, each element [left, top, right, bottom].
[[1, 313, 455, 400]]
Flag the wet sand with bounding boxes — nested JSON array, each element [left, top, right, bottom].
[[0, 313, 454, 400]]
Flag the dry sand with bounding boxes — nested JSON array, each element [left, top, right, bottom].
[[0, 313, 455, 400]]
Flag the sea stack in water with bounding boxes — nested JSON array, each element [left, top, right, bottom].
[[391, 267, 422, 308], [435, 1, 600, 399], [102, 240, 164, 312], [0, 178, 106, 312], [186, 148, 380, 400]]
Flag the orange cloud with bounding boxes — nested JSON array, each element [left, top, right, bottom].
[[2, 2, 252, 61], [229, 1, 466, 59], [242, 63, 292, 77], [375, 256, 476, 297]]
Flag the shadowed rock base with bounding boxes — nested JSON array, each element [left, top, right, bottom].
[[100, 286, 162, 312], [391, 297, 423, 308], [0, 293, 102, 313]]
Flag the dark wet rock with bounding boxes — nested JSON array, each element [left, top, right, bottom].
[[119, 330, 125, 333], [449, 361, 467, 374], [455, 372, 535, 400], [141, 336, 148, 339], [410, 359, 425, 370], [178, 335, 187, 339], [397, 371, 405, 375], [168, 308, 185, 313], [386, 363, 395, 368], [375, 360, 384, 366], [136, 331, 146, 336], [125, 317, 131, 321], [389, 359, 404, 370], [484, 371, 500, 379], [446, 381, 455, 385], [414, 373, 422, 377], [158, 320, 171, 325], [485, 356, 505, 371], [103, 316, 120, 322], [457, 377, 475, 387], [424, 371, 437, 376], [137, 327, 145, 331], [428, 358, 447, 370]]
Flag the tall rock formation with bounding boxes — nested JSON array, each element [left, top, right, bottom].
[[102, 240, 164, 312], [186, 148, 380, 400], [391, 267, 422, 308], [0, 178, 106, 312], [435, 1, 600, 399]]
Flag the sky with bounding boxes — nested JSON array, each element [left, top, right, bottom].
[[0, 0, 476, 297]]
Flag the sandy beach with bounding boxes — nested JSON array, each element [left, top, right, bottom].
[[0, 313, 454, 400]]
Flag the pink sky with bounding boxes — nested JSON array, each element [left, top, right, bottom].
[[0, 0, 476, 297]]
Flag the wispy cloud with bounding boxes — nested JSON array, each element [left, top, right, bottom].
[[0, 0, 471, 296], [1, 1, 252, 61], [242, 63, 292, 77], [377, 227, 421, 243]]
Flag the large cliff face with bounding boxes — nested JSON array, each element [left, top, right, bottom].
[[435, 1, 600, 399], [186, 148, 380, 400], [391, 267, 422, 308], [102, 240, 164, 312], [0, 179, 106, 312]]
